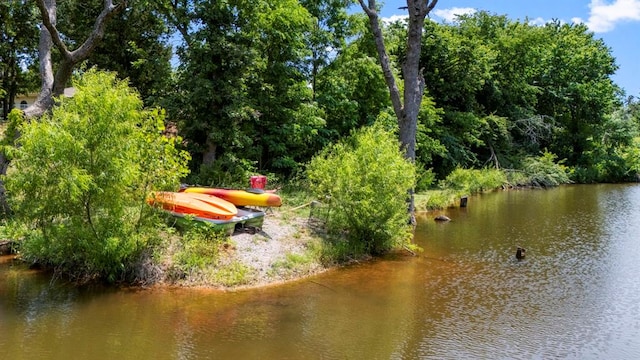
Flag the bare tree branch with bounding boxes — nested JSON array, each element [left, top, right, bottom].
[[35, 0, 126, 63], [25, 0, 126, 119], [35, 0, 70, 60], [71, 0, 126, 62], [357, 0, 404, 121]]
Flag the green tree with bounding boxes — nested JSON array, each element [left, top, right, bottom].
[[574, 103, 640, 182], [412, 13, 621, 181], [536, 21, 620, 166], [57, 0, 174, 106], [307, 123, 416, 256], [315, 27, 390, 142], [357, 0, 438, 221], [4, 70, 190, 282], [415, 18, 501, 175], [164, 0, 324, 180], [0, 0, 126, 213], [24, 0, 126, 118], [166, 0, 259, 175], [246, 0, 324, 174], [299, 0, 353, 99], [0, 0, 39, 119]]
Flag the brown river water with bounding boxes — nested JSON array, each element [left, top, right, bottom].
[[1, 184, 640, 359]]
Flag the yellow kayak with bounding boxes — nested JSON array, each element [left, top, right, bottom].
[[181, 187, 282, 207]]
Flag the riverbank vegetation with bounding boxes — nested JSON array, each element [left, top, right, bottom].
[[2, 70, 189, 283], [307, 123, 416, 257], [1, 2, 639, 285]]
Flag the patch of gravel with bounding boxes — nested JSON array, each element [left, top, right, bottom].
[[229, 214, 324, 286]]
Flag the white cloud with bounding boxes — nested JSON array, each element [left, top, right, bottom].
[[586, 0, 640, 33], [527, 17, 584, 27], [432, 7, 477, 22], [572, 17, 585, 25], [528, 17, 548, 26], [382, 14, 408, 25]]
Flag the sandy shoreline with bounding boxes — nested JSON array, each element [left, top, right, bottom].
[[159, 210, 332, 290], [229, 214, 326, 287]]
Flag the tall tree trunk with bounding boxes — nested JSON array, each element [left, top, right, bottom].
[[25, 0, 126, 119], [358, 0, 438, 223]]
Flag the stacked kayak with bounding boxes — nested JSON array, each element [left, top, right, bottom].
[[147, 191, 265, 233], [147, 191, 237, 220], [180, 187, 282, 207]]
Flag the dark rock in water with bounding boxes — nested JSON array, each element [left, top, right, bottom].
[[516, 247, 526, 260], [434, 215, 451, 222]]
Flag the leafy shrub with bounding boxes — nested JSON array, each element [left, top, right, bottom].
[[441, 167, 506, 193], [415, 190, 459, 210], [522, 151, 571, 187], [573, 141, 640, 183], [4, 69, 190, 282], [306, 123, 416, 256], [623, 138, 640, 181], [415, 167, 437, 192], [173, 225, 226, 272]]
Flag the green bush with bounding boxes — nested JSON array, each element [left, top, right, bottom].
[[441, 167, 506, 193], [522, 151, 571, 187], [306, 123, 416, 256], [623, 137, 640, 181], [415, 190, 459, 210], [4, 69, 190, 282], [415, 167, 437, 192], [173, 225, 226, 272]]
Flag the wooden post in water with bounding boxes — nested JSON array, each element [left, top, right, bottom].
[[460, 196, 468, 208]]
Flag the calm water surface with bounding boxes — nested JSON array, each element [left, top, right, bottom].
[[1, 184, 640, 359]]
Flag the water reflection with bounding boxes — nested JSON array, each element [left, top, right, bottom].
[[1, 185, 640, 359], [412, 184, 640, 359]]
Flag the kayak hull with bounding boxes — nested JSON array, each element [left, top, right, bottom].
[[147, 191, 237, 220], [181, 187, 282, 207]]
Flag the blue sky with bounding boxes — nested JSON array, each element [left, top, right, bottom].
[[371, 0, 640, 98]]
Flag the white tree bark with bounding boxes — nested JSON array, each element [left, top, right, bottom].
[[0, 0, 126, 213], [24, 0, 126, 119]]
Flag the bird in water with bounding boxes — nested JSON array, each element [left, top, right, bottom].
[[516, 247, 526, 260]]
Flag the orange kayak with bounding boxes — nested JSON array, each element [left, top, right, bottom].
[[147, 191, 237, 220], [181, 187, 282, 207]]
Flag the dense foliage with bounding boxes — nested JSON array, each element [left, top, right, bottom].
[[2, 3, 639, 184], [4, 70, 190, 282], [56, 0, 174, 107], [0, 0, 38, 119], [307, 124, 416, 256], [1, 3, 639, 269]]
